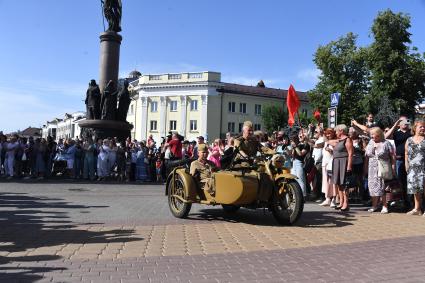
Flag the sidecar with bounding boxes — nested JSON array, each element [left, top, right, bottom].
[[165, 165, 304, 225]]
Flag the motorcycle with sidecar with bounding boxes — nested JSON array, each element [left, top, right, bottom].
[[165, 151, 304, 225]]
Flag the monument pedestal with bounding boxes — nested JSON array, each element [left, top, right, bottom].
[[99, 31, 122, 93], [79, 119, 133, 142]]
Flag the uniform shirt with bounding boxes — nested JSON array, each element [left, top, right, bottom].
[[234, 136, 274, 158], [190, 159, 216, 185]]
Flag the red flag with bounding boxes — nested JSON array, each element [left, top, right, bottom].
[[286, 84, 300, 127], [313, 109, 321, 121]]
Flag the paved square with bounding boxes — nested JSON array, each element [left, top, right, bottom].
[[1, 182, 425, 282]]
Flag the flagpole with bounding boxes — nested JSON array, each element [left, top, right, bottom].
[[297, 110, 303, 129]]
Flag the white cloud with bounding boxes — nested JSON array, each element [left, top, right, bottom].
[[120, 62, 205, 78], [296, 68, 321, 85], [0, 81, 84, 133], [221, 75, 287, 88]]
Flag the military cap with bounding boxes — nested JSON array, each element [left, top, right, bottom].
[[198, 144, 209, 153]]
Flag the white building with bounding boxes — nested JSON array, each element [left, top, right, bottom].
[[55, 111, 86, 140], [128, 71, 311, 143]]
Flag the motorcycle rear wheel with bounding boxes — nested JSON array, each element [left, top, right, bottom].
[[167, 174, 192, 218], [271, 179, 304, 225]]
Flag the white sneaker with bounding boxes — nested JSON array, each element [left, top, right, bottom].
[[380, 207, 389, 214], [330, 199, 337, 208], [368, 207, 378, 212], [406, 209, 422, 216]]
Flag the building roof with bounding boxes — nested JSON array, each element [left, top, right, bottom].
[[218, 83, 309, 102], [20, 127, 42, 137]]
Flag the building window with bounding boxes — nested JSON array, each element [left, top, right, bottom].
[[170, 101, 177, 111], [238, 123, 244, 133], [130, 105, 134, 115], [255, 104, 262, 115], [190, 100, 198, 111], [228, 102, 236, 113], [168, 74, 181, 80], [170, 120, 177, 131], [149, 75, 161, 81], [239, 103, 247, 114], [190, 120, 197, 131], [151, 101, 158, 112], [254, 124, 261, 131], [188, 72, 203, 79], [227, 122, 235, 133], [150, 120, 157, 131]]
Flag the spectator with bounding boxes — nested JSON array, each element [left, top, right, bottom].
[[405, 119, 425, 215], [97, 139, 110, 180], [74, 140, 84, 179], [208, 138, 223, 168], [116, 141, 127, 182], [193, 136, 206, 159], [328, 124, 353, 212], [385, 117, 412, 208], [5, 135, 19, 179], [319, 128, 337, 207], [136, 143, 148, 181], [349, 127, 365, 200], [364, 127, 395, 213], [33, 138, 47, 179], [221, 137, 235, 169], [155, 152, 163, 182], [166, 133, 183, 160], [83, 138, 96, 180], [289, 133, 309, 197]]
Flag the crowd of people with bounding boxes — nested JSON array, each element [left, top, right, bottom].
[[1, 114, 424, 215]]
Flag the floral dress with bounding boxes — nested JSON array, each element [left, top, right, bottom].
[[406, 137, 425, 194], [365, 140, 393, 197]]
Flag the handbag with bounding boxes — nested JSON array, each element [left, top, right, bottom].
[[377, 158, 393, 181]]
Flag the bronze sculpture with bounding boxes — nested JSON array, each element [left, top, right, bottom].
[[102, 0, 122, 32], [117, 80, 131, 121], [101, 80, 118, 120], [85, 80, 101, 120]]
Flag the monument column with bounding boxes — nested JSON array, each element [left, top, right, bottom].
[[99, 32, 122, 93]]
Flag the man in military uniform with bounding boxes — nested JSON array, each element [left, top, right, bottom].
[[234, 121, 275, 163], [234, 121, 275, 202], [190, 144, 217, 195]]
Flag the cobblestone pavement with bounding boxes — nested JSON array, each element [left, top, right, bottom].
[[1, 182, 425, 282]]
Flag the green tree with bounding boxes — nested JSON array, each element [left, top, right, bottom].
[[308, 33, 370, 125], [261, 105, 287, 133], [367, 10, 425, 117]]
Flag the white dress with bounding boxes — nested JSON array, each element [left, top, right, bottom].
[[97, 145, 111, 177]]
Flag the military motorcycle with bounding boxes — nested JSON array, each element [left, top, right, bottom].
[[165, 152, 304, 225]]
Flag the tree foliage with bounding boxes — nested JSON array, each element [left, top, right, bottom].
[[308, 33, 369, 125], [308, 9, 425, 126], [261, 105, 287, 133]]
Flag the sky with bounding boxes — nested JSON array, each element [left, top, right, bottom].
[[0, 0, 425, 133]]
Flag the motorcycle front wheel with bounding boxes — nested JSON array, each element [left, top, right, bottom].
[[167, 174, 192, 218], [271, 179, 304, 225]]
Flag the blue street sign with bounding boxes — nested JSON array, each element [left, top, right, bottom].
[[330, 92, 341, 107]]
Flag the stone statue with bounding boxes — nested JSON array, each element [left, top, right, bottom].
[[85, 80, 101, 120], [101, 80, 118, 120], [117, 80, 131, 121], [102, 0, 122, 33]]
